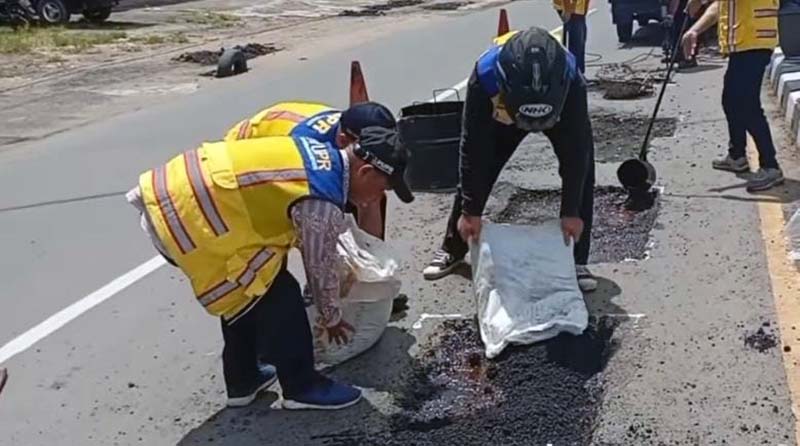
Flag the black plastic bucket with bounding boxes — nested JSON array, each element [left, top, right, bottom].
[[780, 3, 800, 57], [398, 100, 464, 192]]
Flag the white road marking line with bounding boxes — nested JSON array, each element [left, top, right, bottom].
[[412, 313, 467, 329], [0, 7, 603, 364], [0, 256, 166, 363]]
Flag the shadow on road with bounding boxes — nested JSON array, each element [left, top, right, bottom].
[[621, 23, 666, 49], [678, 64, 724, 74], [114, 0, 205, 12], [67, 20, 156, 30], [695, 177, 800, 203], [176, 327, 417, 446]]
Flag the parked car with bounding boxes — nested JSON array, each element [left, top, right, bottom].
[[609, 0, 668, 43], [35, 0, 118, 24]]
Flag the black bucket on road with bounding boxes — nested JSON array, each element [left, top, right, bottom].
[[398, 91, 463, 192]]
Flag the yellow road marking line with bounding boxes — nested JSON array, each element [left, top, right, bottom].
[[747, 138, 800, 443]]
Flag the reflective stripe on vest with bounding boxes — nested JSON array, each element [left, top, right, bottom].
[[264, 110, 306, 124], [720, 0, 778, 54], [237, 168, 308, 187], [184, 149, 229, 236], [225, 102, 335, 143], [236, 248, 274, 289], [139, 136, 346, 320], [236, 120, 251, 140], [152, 165, 196, 254], [197, 248, 275, 307]]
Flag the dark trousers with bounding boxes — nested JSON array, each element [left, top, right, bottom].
[[441, 128, 596, 266], [563, 13, 587, 74], [220, 269, 315, 397], [722, 49, 779, 169], [670, 0, 694, 60]]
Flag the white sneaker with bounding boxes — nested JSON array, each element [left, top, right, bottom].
[[576, 265, 597, 292], [423, 250, 465, 281]]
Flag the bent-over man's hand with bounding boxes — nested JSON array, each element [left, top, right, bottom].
[[560, 217, 584, 246], [681, 30, 699, 60], [326, 320, 355, 346], [457, 214, 482, 243]]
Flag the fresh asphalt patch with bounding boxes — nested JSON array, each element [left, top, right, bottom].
[[315, 317, 618, 446], [493, 186, 660, 263]]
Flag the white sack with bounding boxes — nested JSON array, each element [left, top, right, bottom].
[[306, 215, 401, 368], [786, 207, 800, 261], [471, 220, 589, 359]]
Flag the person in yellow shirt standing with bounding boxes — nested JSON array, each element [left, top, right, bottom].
[[553, 0, 589, 73], [682, 0, 783, 191], [225, 101, 396, 239]]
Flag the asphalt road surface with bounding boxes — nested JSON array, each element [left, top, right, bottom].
[[1, 1, 799, 445]]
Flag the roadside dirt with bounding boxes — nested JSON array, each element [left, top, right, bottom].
[[0, 0, 501, 147]]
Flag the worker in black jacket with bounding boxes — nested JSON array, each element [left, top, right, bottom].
[[423, 26, 598, 292]]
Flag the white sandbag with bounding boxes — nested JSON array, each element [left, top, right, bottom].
[[786, 207, 800, 261], [306, 215, 401, 368], [471, 220, 589, 359]]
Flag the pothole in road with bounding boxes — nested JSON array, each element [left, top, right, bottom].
[[338, 0, 425, 16], [744, 323, 779, 353], [591, 112, 677, 163], [422, 1, 472, 10], [172, 43, 281, 65], [492, 186, 660, 263], [316, 318, 617, 446]]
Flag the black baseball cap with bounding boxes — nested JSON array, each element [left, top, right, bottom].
[[340, 102, 397, 137], [353, 126, 414, 203], [496, 27, 571, 132]]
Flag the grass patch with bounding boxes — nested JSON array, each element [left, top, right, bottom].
[[0, 27, 127, 54], [181, 11, 241, 27], [129, 32, 189, 45]]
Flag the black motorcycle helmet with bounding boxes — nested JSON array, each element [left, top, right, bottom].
[[495, 27, 571, 132]]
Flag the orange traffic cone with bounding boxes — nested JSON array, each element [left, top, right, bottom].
[[349, 61, 370, 106], [497, 8, 509, 36]]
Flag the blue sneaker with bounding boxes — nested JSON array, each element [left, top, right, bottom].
[[226, 365, 278, 408], [282, 377, 362, 410]]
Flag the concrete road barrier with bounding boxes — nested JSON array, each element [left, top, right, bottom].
[[769, 48, 800, 148]]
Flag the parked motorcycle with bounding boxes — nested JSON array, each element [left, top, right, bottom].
[[0, 0, 36, 29]]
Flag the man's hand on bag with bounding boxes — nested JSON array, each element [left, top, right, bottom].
[[326, 319, 355, 346], [560, 217, 584, 246], [458, 214, 482, 243], [560, 10, 572, 23], [681, 30, 699, 59]]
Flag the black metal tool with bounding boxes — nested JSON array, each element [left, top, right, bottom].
[[616, 13, 690, 192]]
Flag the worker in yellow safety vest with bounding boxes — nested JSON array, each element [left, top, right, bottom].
[[224, 101, 397, 240], [553, 0, 589, 73], [682, 0, 783, 192], [127, 127, 413, 410]]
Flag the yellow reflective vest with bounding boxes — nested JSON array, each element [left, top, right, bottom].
[[138, 136, 348, 321], [553, 0, 589, 16], [224, 101, 341, 146], [719, 0, 778, 55]]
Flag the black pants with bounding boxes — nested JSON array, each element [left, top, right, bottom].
[[670, 0, 694, 61], [722, 49, 779, 169], [441, 128, 595, 266], [220, 269, 315, 397], [564, 13, 587, 74]]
